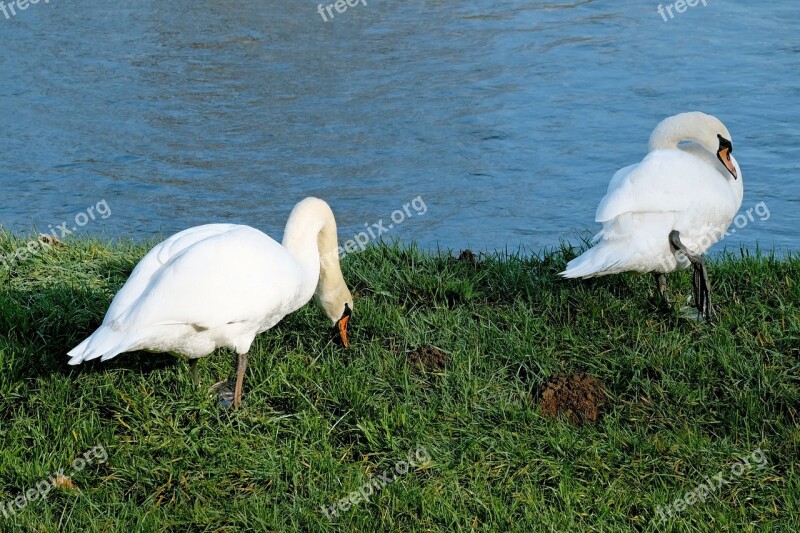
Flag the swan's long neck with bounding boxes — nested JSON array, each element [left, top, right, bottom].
[[313, 216, 347, 303], [648, 123, 683, 151], [647, 112, 740, 187], [647, 111, 723, 154], [281, 199, 347, 305], [648, 114, 696, 151]]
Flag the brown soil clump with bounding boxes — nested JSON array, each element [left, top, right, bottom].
[[407, 345, 448, 371], [457, 249, 476, 264], [38, 234, 64, 246], [540, 373, 607, 425]]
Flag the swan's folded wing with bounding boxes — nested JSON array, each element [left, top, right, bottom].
[[104, 224, 249, 324], [595, 150, 725, 223], [604, 163, 639, 195], [595, 150, 731, 222], [114, 227, 305, 333]]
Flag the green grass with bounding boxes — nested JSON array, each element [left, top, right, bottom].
[[0, 232, 797, 532]]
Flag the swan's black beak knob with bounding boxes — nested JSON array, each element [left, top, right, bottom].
[[717, 135, 737, 180]]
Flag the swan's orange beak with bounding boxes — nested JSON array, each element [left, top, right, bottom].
[[717, 136, 738, 179], [336, 304, 352, 348]]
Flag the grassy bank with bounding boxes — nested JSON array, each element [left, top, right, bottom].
[[0, 234, 798, 531]]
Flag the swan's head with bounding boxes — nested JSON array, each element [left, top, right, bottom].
[[318, 287, 354, 348], [714, 133, 737, 180], [649, 111, 738, 180]]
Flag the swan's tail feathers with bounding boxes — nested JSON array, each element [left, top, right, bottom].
[[67, 326, 134, 365], [559, 243, 630, 279]]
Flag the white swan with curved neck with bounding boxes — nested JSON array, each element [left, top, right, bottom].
[[560, 112, 743, 319], [67, 197, 353, 407]]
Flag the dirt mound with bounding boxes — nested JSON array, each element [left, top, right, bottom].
[[457, 249, 476, 264], [407, 345, 448, 371], [540, 373, 607, 425]]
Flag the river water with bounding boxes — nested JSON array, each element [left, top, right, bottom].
[[1, 0, 798, 254]]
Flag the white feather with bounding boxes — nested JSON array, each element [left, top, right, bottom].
[[67, 198, 350, 365], [561, 112, 744, 278]]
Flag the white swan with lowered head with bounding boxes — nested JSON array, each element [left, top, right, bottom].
[[67, 197, 353, 407], [560, 112, 743, 320]]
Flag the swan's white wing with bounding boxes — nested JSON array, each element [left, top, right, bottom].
[[562, 149, 742, 279], [595, 149, 734, 223], [69, 225, 312, 362], [605, 163, 639, 196], [105, 224, 243, 324], [115, 226, 309, 335]]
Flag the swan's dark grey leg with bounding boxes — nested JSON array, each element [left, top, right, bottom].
[[189, 359, 199, 387], [669, 230, 712, 321], [654, 273, 669, 303]]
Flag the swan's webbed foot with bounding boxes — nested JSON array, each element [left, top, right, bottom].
[[669, 230, 713, 322], [209, 379, 233, 407], [208, 352, 249, 408]]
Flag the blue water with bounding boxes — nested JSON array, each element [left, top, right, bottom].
[[1, 0, 798, 253]]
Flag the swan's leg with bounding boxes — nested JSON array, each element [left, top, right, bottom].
[[668, 230, 712, 321], [189, 359, 199, 387], [654, 273, 669, 303], [233, 351, 249, 408], [698, 256, 711, 319]]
